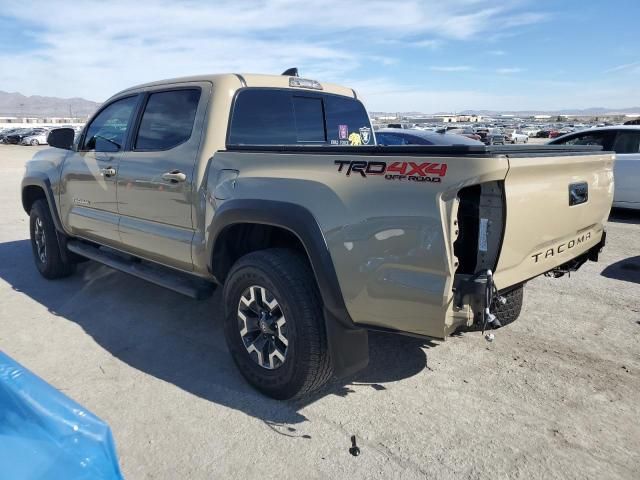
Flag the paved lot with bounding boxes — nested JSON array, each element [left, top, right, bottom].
[[1, 144, 639, 479]]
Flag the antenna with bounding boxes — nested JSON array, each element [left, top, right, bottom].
[[281, 68, 299, 77]]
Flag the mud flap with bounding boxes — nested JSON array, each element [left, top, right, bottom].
[[324, 307, 369, 378]]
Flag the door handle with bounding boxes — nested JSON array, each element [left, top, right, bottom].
[[162, 171, 187, 183], [100, 167, 117, 177]]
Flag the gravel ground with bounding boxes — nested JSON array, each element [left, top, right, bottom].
[[1, 144, 638, 479]]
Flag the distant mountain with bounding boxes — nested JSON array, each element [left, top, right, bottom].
[[0, 91, 101, 118]]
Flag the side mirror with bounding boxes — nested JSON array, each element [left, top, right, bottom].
[[47, 128, 75, 150]]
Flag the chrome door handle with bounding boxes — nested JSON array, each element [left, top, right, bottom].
[[100, 167, 117, 177], [162, 171, 187, 183]]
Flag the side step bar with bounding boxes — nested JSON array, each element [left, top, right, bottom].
[[66, 241, 214, 300]]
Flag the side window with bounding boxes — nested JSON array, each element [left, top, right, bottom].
[[324, 95, 372, 146], [135, 89, 201, 150], [555, 132, 615, 149], [83, 96, 138, 152], [376, 133, 408, 145], [613, 131, 640, 154]]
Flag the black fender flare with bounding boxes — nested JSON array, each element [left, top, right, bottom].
[[21, 173, 77, 265], [209, 199, 369, 378], [21, 173, 65, 233]]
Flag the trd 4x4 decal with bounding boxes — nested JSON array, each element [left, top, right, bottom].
[[334, 160, 448, 183]]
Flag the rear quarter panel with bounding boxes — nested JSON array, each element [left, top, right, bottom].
[[203, 150, 509, 338]]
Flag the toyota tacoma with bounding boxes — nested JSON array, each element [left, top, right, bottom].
[[22, 71, 613, 398]]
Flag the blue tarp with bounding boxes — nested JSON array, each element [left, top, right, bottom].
[[0, 351, 123, 479]]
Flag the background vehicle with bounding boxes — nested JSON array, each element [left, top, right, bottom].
[[21, 130, 50, 146], [536, 129, 551, 138], [439, 127, 482, 141], [549, 125, 640, 209], [505, 129, 529, 144], [375, 128, 483, 145], [22, 72, 612, 399], [4, 128, 49, 145], [1, 128, 26, 143]]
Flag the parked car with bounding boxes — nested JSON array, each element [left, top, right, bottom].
[[445, 127, 482, 141], [0, 128, 27, 143], [4, 128, 49, 145], [375, 128, 484, 146], [549, 125, 640, 210], [21, 131, 49, 146], [536, 129, 551, 138], [505, 129, 529, 144]]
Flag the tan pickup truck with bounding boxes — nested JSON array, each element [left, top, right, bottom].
[[22, 71, 613, 398]]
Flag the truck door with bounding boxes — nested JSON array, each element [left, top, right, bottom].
[[611, 130, 640, 208], [116, 83, 209, 271], [59, 95, 139, 246]]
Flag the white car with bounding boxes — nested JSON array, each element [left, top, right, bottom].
[[505, 129, 529, 144], [549, 125, 640, 210], [20, 132, 49, 146]]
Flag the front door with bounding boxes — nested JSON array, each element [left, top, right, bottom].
[[59, 95, 139, 246], [116, 84, 208, 271]]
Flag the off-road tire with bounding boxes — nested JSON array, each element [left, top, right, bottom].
[[492, 285, 524, 328], [29, 199, 75, 279], [223, 248, 333, 399]]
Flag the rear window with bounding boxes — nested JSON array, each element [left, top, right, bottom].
[[228, 89, 372, 146]]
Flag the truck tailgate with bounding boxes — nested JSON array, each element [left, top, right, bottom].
[[494, 152, 614, 289]]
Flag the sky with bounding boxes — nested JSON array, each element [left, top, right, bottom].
[[0, 0, 639, 112]]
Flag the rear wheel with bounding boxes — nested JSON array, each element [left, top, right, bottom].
[[492, 285, 524, 328], [30, 139, 39, 146], [223, 248, 332, 399], [29, 199, 75, 279]]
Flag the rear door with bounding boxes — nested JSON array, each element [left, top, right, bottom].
[[116, 83, 209, 271], [611, 130, 640, 207], [59, 95, 139, 245]]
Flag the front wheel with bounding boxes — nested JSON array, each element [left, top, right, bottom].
[[223, 249, 333, 399], [30, 139, 39, 146], [29, 199, 75, 279]]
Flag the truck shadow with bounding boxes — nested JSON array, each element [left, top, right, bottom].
[[0, 239, 434, 425], [608, 208, 640, 225], [601, 255, 640, 284]]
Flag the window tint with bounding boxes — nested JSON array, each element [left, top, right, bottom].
[[135, 89, 200, 150], [83, 96, 138, 152], [292, 96, 325, 142], [613, 131, 640, 154], [324, 95, 372, 146], [406, 135, 434, 145], [229, 90, 295, 145], [228, 89, 372, 146], [376, 133, 408, 145]]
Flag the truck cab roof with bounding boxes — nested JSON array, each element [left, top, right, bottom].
[[111, 73, 357, 102]]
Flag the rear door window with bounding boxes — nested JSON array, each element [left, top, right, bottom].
[[613, 131, 640, 154], [134, 89, 201, 150], [552, 131, 615, 150], [228, 89, 372, 146]]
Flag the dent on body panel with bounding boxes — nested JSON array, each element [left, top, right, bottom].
[[325, 213, 453, 335]]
